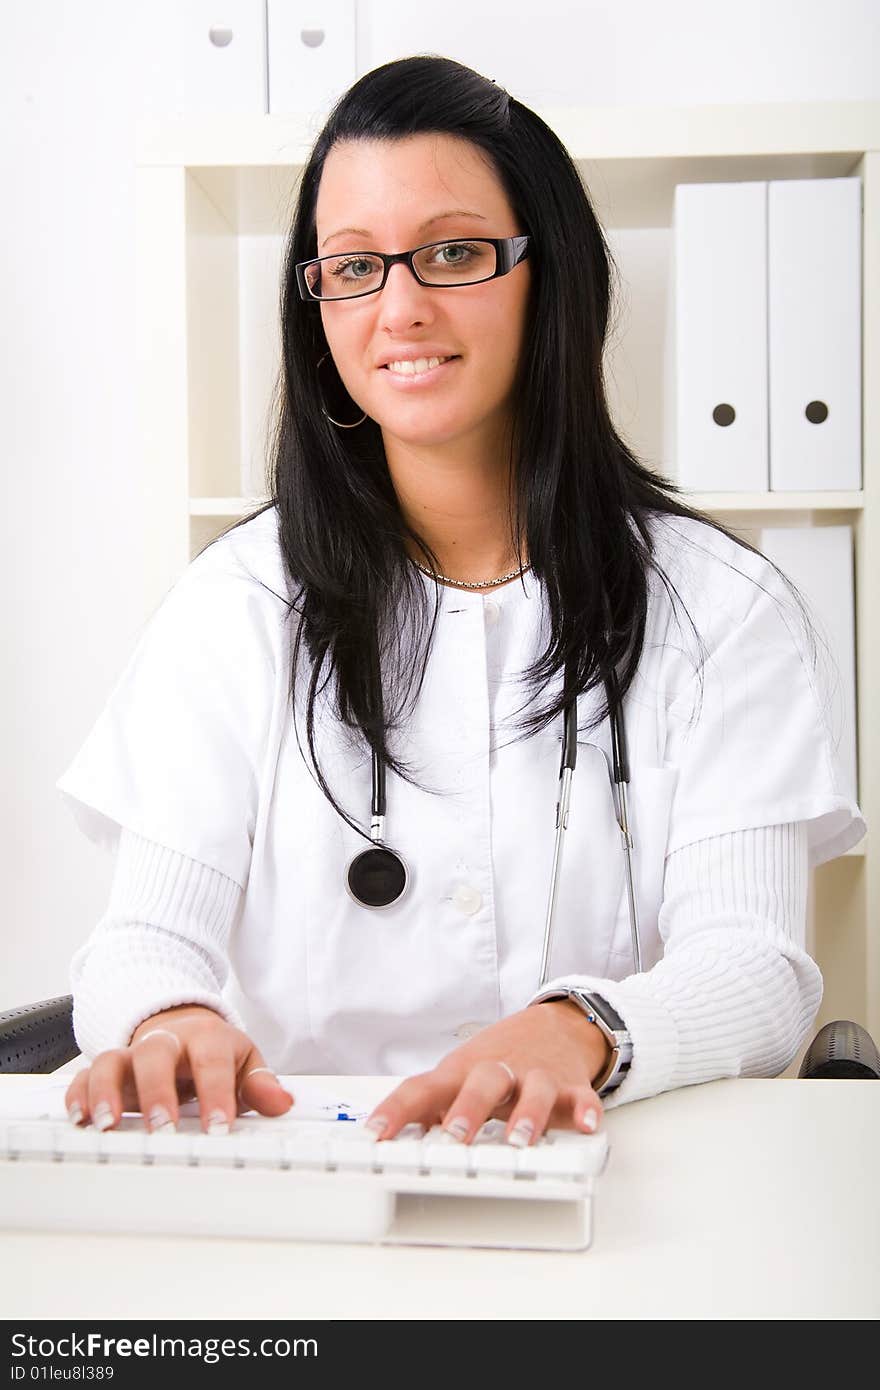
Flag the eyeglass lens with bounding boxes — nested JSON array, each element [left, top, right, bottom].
[[304, 240, 497, 299]]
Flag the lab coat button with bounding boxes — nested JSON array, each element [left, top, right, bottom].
[[483, 600, 500, 627], [452, 883, 483, 915], [455, 1022, 485, 1042]]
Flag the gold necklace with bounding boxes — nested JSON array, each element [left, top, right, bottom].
[[409, 556, 532, 590]]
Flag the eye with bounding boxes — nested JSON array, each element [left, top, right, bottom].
[[330, 256, 379, 281], [431, 241, 477, 264]]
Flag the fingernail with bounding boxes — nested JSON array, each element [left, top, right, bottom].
[[506, 1119, 534, 1148], [444, 1116, 470, 1143], [148, 1105, 176, 1134], [582, 1107, 599, 1132], [398, 1122, 426, 1140], [363, 1116, 389, 1143], [66, 1102, 83, 1126], [93, 1101, 114, 1131], [207, 1109, 229, 1136]]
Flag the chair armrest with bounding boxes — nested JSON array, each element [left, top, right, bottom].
[[798, 1020, 880, 1079], [0, 995, 79, 1074]]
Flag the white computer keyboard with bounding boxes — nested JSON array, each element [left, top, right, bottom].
[[0, 1113, 610, 1251]]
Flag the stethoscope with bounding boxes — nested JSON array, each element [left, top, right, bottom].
[[344, 668, 643, 979]]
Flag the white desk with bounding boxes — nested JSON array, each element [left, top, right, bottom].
[[1, 1074, 877, 1320]]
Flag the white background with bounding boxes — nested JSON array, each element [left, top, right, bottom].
[[2, 0, 878, 1009]]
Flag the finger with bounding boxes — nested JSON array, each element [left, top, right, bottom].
[[130, 1029, 184, 1133], [569, 1085, 603, 1134], [235, 1061, 294, 1117], [503, 1068, 559, 1147], [64, 1067, 92, 1126], [362, 1071, 451, 1142], [436, 1058, 526, 1145], [83, 1049, 132, 1132], [185, 1034, 240, 1134]]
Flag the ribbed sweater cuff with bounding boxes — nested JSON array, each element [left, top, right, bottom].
[[526, 822, 818, 1110], [70, 828, 246, 1059]]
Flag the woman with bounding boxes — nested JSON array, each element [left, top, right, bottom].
[[58, 56, 865, 1147]]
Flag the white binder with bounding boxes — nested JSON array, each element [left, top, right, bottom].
[[758, 525, 858, 805], [768, 178, 862, 492], [665, 181, 768, 492], [182, 1, 268, 115], [267, 1, 357, 119]]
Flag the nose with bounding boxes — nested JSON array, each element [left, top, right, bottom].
[[375, 259, 436, 329]]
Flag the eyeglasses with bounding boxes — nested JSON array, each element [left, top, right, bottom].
[[295, 235, 530, 302]]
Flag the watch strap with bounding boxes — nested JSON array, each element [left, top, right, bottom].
[[531, 987, 633, 1097]]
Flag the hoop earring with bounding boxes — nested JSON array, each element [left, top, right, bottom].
[[317, 351, 367, 429]]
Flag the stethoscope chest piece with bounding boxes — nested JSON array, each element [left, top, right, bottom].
[[345, 843, 409, 909], [346, 740, 411, 908]]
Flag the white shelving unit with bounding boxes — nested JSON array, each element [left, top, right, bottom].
[[135, 100, 879, 1040]]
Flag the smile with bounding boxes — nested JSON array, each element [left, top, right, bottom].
[[381, 355, 460, 383]]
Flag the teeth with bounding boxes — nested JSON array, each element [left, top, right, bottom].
[[385, 355, 452, 375]]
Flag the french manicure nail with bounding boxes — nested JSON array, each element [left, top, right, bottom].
[[582, 1107, 599, 1132], [506, 1119, 534, 1148], [148, 1105, 176, 1134], [397, 1122, 426, 1140], [66, 1102, 83, 1126], [444, 1116, 470, 1143], [363, 1116, 389, 1143], [207, 1109, 229, 1136], [93, 1101, 114, 1132]]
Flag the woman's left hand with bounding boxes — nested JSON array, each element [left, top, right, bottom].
[[362, 999, 611, 1147]]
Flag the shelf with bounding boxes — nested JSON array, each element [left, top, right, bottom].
[[191, 497, 271, 517], [136, 100, 880, 233], [189, 493, 864, 520], [137, 100, 880, 167], [680, 491, 864, 513], [138, 104, 878, 1035]]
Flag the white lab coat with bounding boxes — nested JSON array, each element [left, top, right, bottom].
[[56, 506, 866, 1084]]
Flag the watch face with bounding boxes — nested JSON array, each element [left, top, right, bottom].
[[581, 992, 625, 1033]]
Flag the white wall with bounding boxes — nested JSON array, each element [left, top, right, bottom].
[[1, 0, 182, 1010], [2, 0, 878, 1013]]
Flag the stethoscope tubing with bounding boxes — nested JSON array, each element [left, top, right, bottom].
[[538, 674, 642, 984], [347, 672, 643, 978]]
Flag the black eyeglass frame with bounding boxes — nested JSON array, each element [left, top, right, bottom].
[[295, 235, 531, 302]]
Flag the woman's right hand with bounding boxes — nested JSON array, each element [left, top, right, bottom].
[[63, 1003, 294, 1135]]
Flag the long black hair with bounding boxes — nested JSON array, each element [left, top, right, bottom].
[[203, 54, 818, 844]]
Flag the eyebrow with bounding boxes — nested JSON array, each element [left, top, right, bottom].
[[320, 210, 489, 250]]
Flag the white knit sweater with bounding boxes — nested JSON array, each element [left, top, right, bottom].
[[69, 818, 819, 1101]]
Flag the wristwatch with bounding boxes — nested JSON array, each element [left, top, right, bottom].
[[530, 987, 633, 1097]]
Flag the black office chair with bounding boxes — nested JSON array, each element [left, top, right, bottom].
[[0, 993, 878, 1079], [0, 996, 81, 1074]]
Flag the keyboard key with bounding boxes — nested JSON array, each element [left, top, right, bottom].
[[472, 1145, 519, 1178], [370, 1139, 424, 1174]]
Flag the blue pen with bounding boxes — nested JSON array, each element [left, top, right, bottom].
[[288, 1103, 368, 1123]]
